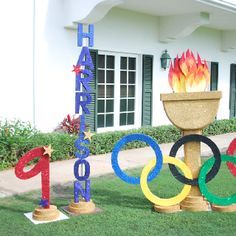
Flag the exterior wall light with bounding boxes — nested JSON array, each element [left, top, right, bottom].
[[160, 50, 171, 70]]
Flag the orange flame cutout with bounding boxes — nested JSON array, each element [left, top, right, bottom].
[[168, 49, 210, 93]]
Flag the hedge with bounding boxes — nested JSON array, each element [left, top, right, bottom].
[[0, 118, 235, 170], [90, 118, 236, 154]]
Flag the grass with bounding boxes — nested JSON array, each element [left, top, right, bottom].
[[0, 161, 235, 236]]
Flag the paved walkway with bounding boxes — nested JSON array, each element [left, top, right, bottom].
[[0, 132, 235, 198]]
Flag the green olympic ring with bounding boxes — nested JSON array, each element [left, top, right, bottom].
[[199, 154, 236, 206]]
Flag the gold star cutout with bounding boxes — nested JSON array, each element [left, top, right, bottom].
[[83, 129, 94, 142], [43, 144, 54, 157]]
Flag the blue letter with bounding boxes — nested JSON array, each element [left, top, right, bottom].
[[74, 139, 90, 159], [76, 69, 92, 92], [77, 47, 94, 70], [74, 180, 91, 202], [74, 159, 90, 181], [74, 115, 90, 158], [77, 24, 94, 47], [75, 92, 92, 114]]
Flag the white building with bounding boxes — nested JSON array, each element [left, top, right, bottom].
[[0, 0, 235, 132]]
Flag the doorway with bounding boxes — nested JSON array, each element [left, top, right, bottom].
[[229, 64, 236, 118]]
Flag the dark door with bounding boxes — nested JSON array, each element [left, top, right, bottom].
[[210, 62, 218, 91], [229, 64, 236, 118]]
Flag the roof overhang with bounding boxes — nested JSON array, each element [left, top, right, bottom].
[[63, 0, 236, 51]]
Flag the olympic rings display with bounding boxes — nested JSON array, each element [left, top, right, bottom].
[[111, 134, 236, 207], [111, 134, 163, 184], [140, 156, 192, 206], [199, 155, 236, 206], [169, 134, 221, 186], [226, 138, 236, 176]]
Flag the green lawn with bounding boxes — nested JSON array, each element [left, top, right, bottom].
[[0, 162, 235, 236]]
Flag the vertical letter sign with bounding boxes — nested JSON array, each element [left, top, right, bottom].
[[68, 23, 96, 214]]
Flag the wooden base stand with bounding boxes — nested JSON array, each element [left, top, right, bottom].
[[68, 199, 96, 214], [153, 204, 180, 213], [33, 205, 60, 221], [181, 196, 209, 212], [211, 204, 236, 212]]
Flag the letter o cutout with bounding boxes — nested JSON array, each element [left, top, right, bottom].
[[169, 134, 221, 186], [140, 155, 192, 206], [199, 154, 236, 206], [111, 134, 163, 185]]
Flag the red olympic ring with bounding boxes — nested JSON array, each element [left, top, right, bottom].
[[226, 138, 236, 176]]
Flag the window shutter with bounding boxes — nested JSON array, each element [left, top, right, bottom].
[[210, 62, 218, 91], [142, 55, 153, 126], [85, 49, 98, 132], [229, 64, 236, 118]]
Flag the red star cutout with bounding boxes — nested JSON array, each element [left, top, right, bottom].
[[72, 65, 82, 75]]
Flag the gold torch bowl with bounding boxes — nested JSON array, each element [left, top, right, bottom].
[[160, 91, 222, 131]]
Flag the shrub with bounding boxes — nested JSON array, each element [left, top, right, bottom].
[[89, 118, 236, 155], [0, 120, 38, 170], [89, 125, 181, 154], [203, 118, 236, 136], [54, 114, 80, 135], [0, 118, 235, 170], [27, 133, 77, 162]]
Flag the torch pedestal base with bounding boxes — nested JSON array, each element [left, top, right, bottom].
[[68, 199, 96, 214], [160, 91, 222, 213], [181, 196, 209, 212], [211, 204, 236, 212], [33, 205, 60, 221], [153, 204, 180, 213]]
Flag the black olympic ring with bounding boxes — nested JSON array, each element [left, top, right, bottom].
[[169, 134, 221, 186]]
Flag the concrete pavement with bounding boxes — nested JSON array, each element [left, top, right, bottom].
[[0, 132, 235, 198]]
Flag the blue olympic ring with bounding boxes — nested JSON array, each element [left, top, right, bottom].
[[111, 134, 163, 185]]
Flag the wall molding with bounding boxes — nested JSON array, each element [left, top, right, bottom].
[[222, 30, 236, 52], [64, 0, 123, 29], [159, 12, 210, 43]]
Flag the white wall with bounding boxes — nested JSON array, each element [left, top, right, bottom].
[[33, 0, 77, 131], [0, 0, 34, 123], [0, 3, 235, 132], [0, 0, 83, 131], [93, 8, 236, 127]]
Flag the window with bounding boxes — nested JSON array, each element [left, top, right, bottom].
[[120, 57, 136, 126], [97, 52, 141, 131], [97, 55, 115, 128]]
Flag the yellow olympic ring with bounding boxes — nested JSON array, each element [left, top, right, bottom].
[[140, 155, 193, 206]]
